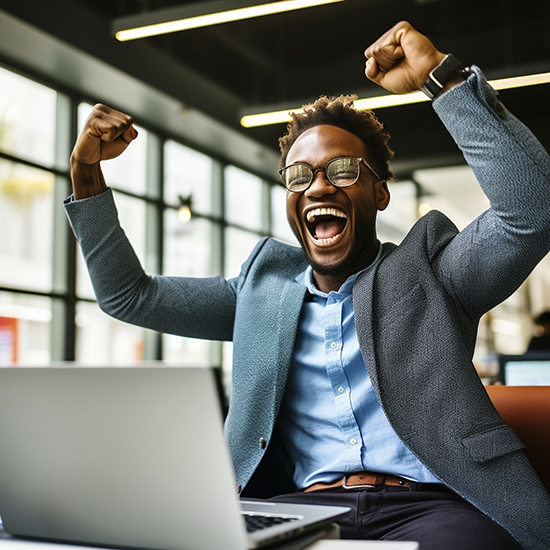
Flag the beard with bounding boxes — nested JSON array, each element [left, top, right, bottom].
[[288, 216, 376, 278]]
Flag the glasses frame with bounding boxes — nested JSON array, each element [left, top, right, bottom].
[[279, 156, 381, 193]]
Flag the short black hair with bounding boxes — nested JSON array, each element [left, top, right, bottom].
[[535, 311, 550, 325], [278, 94, 394, 181]]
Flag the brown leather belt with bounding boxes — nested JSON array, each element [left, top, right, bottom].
[[304, 472, 412, 493]]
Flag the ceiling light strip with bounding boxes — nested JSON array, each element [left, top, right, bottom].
[[240, 92, 429, 128], [490, 72, 550, 91], [240, 71, 550, 128], [115, 0, 344, 41]]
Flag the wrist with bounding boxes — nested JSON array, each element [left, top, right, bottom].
[[70, 157, 107, 200], [434, 65, 471, 99], [421, 54, 467, 99]]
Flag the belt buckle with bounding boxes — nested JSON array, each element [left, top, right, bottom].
[[342, 474, 375, 490]]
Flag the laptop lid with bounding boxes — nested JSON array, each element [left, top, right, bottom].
[[0, 366, 347, 550]]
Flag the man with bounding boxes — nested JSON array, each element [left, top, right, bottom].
[[66, 21, 550, 550], [527, 311, 550, 351]]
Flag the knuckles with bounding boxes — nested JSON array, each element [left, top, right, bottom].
[[89, 103, 134, 131]]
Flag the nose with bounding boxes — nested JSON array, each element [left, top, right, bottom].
[[304, 169, 337, 198]]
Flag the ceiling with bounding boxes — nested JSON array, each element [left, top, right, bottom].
[[0, 0, 549, 180]]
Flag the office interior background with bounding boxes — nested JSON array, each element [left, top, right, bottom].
[[1, 0, 550, 386]]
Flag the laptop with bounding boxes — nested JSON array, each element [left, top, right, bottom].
[[0, 366, 349, 550]]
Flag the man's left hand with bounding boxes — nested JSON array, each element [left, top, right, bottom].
[[364, 21, 445, 94]]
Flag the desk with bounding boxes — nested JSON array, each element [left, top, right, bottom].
[[0, 527, 418, 550], [306, 543, 418, 549]]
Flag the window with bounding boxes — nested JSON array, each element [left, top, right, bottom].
[[0, 159, 55, 292], [225, 165, 264, 231], [0, 62, 287, 374], [0, 67, 61, 366], [0, 66, 57, 167], [164, 140, 213, 214], [271, 183, 297, 245], [164, 211, 213, 278]]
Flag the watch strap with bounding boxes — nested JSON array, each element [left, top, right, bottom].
[[421, 54, 464, 99]]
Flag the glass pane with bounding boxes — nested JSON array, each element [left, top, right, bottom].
[[271, 184, 297, 244], [0, 66, 57, 166], [224, 227, 261, 279], [164, 209, 213, 277], [225, 165, 263, 231], [162, 334, 211, 366], [0, 159, 55, 292], [75, 301, 144, 365], [164, 140, 212, 215], [77, 103, 147, 195], [0, 291, 51, 366], [77, 191, 147, 299], [377, 181, 418, 244]]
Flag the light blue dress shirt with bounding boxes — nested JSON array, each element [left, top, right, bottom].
[[277, 246, 441, 489]]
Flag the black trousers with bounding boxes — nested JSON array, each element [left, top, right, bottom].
[[268, 486, 522, 550]]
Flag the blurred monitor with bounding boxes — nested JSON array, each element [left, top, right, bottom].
[[497, 353, 550, 385]]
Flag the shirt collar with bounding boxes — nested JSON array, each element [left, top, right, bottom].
[[301, 241, 383, 299]]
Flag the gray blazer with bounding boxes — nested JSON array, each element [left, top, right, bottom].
[[66, 67, 550, 549]]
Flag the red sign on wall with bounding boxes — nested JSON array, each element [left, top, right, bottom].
[[0, 317, 18, 365]]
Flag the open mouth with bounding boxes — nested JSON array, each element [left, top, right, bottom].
[[305, 207, 348, 244]]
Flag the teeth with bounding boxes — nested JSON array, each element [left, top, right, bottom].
[[306, 207, 347, 223], [315, 234, 340, 244]]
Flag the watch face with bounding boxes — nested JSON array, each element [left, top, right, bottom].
[[433, 54, 463, 83], [422, 54, 464, 98]]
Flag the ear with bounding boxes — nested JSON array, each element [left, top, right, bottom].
[[375, 180, 390, 211]]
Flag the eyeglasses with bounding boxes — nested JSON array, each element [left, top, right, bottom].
[[279, 156, 381, 193]]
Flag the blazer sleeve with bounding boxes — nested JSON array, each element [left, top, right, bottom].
[[430, 66, 550, 317], [64, 189, 237, 341]]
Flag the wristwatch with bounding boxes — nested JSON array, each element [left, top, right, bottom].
[[421, 54, 464, 99]]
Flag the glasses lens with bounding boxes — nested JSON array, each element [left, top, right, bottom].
[[283, 164, 312, 192], [326, 157, 359, 187]]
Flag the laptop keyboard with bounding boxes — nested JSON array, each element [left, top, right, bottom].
[[243, 513, 300, 533]]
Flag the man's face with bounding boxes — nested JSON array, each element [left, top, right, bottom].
[[285, 124, 390, 291]]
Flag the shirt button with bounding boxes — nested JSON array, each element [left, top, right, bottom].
[[259, 437, 267, 449], [330, 342, 337, 349], [337, 386, 345, 393], [349, 438, 357, 445]]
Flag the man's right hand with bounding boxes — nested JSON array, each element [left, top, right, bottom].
[[70, 104, 138, 199]]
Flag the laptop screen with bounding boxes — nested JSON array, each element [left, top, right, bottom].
[[497, 353, 550, 385]]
